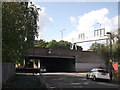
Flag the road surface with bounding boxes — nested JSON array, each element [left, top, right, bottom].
[[2, 73, 46, 89], [40, 72, 120, 89]]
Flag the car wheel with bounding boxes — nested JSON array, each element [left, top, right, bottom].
[[92, 76, 96, 81]]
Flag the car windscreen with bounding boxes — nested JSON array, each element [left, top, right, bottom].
[[98, 70, 108, 73]]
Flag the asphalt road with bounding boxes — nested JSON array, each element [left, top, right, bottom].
[[2, 73, 46, 89], [41, 73, 120, 89]]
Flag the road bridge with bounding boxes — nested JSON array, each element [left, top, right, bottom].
[[25, 47, 106, 72]]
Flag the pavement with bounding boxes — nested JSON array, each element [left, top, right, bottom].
[[73, 72, 120, 84], [2, 73, 47, 90], [112, 77, 120, 84], [2, 72, 120, 89], [39, 72, 120, 89]]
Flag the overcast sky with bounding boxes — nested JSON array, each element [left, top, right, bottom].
[[32, 1, 118, 50]]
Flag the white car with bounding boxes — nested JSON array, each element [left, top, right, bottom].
[[86, 68, 110, 81], [40, 67, 47, 73]]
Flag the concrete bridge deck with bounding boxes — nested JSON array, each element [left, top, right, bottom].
[[24, 47, 106, 72]]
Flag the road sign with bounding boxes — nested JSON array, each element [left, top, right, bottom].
[[112, 62, 118, 71]]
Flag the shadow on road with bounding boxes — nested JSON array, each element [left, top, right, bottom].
[[2, 73, 47, 90]]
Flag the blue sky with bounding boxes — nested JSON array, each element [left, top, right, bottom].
[[39, 2, 117, 18], [34, 2, 118, 50]]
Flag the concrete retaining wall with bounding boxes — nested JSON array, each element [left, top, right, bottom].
[[27, 48, 105, 64], [75, 63, 106, 72], [2, 62, 15, 83], [0, 62, 2, 90], [26, 48, 106, 72]]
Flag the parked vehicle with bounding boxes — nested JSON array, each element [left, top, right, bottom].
[[40, 66, 47, 73], [86, 68, 110, 81]]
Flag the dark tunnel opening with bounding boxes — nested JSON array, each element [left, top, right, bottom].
[[40, 57, 75, 72], [25, 55, 76, 72]]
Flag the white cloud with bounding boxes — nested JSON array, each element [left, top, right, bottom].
[[49, 17, 54, 22], [64, 8, 118, 50], [34, 4, 53, 40], [64, 31, 78, 42], [38, 7, 53, 30], [77, 8, 109, 33], [111, 16, 118, 33], [70, 16, 76, 23]]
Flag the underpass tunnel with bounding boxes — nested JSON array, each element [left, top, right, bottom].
[[40, 57, 75, 72], [25, 56, 76, 72]]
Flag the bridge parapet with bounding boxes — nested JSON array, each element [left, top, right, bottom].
[[26, 47, 104, 64], [25, 47, 106, 72]]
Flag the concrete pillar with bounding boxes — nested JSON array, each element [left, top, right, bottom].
[[38, 60, 40, 68], [24, 58, 29, 68], [23, 59, 25, 67]]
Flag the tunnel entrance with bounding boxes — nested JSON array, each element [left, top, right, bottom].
[[41, 57, 75, 72], [26, 55, 75, 72]]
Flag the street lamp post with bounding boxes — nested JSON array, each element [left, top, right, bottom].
[[60, 29, 65, 40], [106, 32, 112, 60], [106, 32, 113, 80]]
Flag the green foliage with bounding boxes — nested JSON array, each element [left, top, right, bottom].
[[89, 42, 109, 61], [2, 2, 40, 63], [89, 29, 120, 62], [46, 40, 60, 49], [34, 39, 83, 51], [89, 42, 105, 52], [113, 39, 120, 61], [46, 40, 72, 49], [34, 39, 48, 47], [47, 40, 80, 50]]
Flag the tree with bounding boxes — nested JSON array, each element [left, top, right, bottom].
[[112, 36, 120, 61], [89, 42, 109, 61], [89, 29, 120, 63], [58, 40, 71, 49], [89, 42, 105, 52], [2, 2, 40, 63], [46, 40, 59, 49], [46, 40, 83, 51], [106, 29, 120, 62], [34, 39, 48, 47]]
